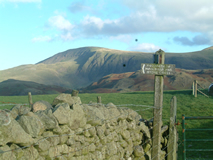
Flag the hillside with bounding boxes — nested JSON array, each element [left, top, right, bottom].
[[81, 68, 213, 93], [0, 79, 73, 96], [0, 46, 213, 90]]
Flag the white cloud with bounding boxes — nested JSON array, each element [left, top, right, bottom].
[[34, 0, 213, 45], [45, 14, 75, 41], [82, 15, 104, 30], [32, 35, 52, 42], [79, 0, 213, 39], [48, 15, 74, 31], [129, 43, 161, 52], [173, 34, 211, 46], [69, 1, 92, 13], [109, 35, 132, 44], [60, 32, 73, 41]]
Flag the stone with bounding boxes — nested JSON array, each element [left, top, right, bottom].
[[134, 156, 146, 160], [16, 115, 45, 138], [72, 90, 79, 96], [121, 130, 131, 140], [20, 146, 39, 160], [34, 109, 59, 130], [120, 139, 128, 148], [10, 104, 31, 119], [68, 104, 86, 129], [52, 104, 71, 125], [160, 150, 166, 159], [145, 151, 151, 160], [143, 143, 151, 153], [42, 131, 60, 147], [60, 124, 74, 134], [0, 110, 10, 126], [89, 143, 96, 152], [34, 136, 51, 152], [108, 155, 120, 160], [0, 112, 34, 146], [125, 108, 141, 122], [93, 151, 104, 160], [127, 120, 136, 130], [0, 145, 16, 160], [105, 103, 121, 120], [139, 122, 151, 139], [32, 100, 53, 113], [161, 125, 168, 134], [10, 144, 24, 159], [105, 141, 117, 158], [133, 145, 144, 157], [52, 93, 81, 106], [96, 125, 106, 139], [82, 104, 105, 126]]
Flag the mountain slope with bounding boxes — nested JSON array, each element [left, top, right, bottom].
[[0, 79, 73, 96], [81, 68, 213, 93], [0, 46, 213, 90]]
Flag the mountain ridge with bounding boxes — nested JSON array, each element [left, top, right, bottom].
[[0, 46, 213, 91]]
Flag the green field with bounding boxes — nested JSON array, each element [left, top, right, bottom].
[[0, 89, 213, 159]]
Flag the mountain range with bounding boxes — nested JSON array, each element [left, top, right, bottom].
[[0, 46, 213, 95]]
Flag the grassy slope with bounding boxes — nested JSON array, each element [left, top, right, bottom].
[[0, 79, 73, 96], [0, 89, 212, 159], [0, 61, 79, 88]]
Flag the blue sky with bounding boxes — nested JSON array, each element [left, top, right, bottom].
[[0, 0, 213, 70]]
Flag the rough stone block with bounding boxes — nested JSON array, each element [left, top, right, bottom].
[[32, 100, 52, 113]]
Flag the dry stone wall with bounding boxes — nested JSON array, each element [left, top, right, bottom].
[[0, 93, 169, 160]]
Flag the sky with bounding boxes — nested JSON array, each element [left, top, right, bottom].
[[0, 0, 213, 71]]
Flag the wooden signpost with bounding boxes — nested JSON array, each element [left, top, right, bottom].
[[141, 49, 175, 160]]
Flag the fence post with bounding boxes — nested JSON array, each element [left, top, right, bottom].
[[167, 96, 177, 160], [97, 96, 101, 103], [72, 90, 79, 96], [194, 80, 197, 97], [182, 115, 186, 160], [28, 92, 33, 109], [192, 81, 194, 95]]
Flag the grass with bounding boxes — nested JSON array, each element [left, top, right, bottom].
[[0, 89, 213, 159]]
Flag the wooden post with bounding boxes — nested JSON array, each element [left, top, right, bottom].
[[192, 81, 194, 95], [167, 96, 177, 160], [152, 49, 165, 160], [72, 90, 79, 96], [28, 92, 33, 109], [194, 80, 197, 97], [141, 49, 175, 160], [97, 96, 101, 103]]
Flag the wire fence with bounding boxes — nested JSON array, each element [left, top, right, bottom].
[[0, 100, 29, 107]]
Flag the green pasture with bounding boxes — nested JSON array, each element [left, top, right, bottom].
[[0, 89, 213, 159]]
